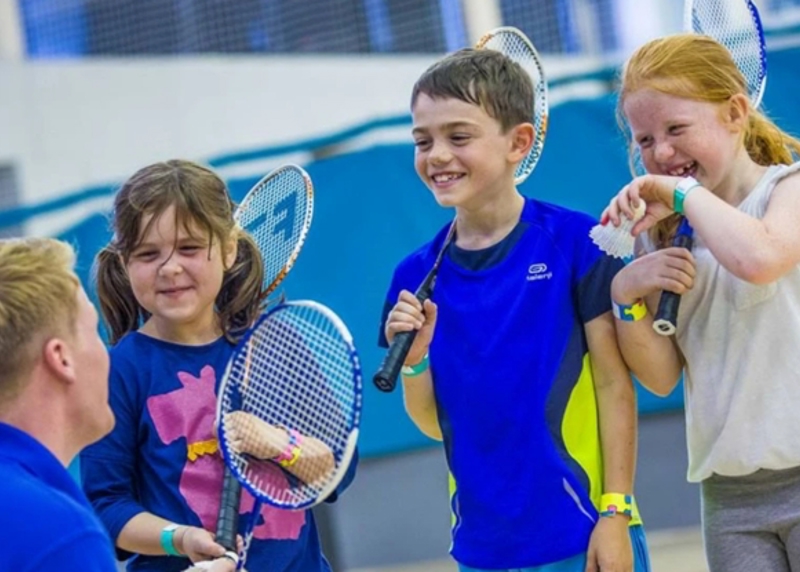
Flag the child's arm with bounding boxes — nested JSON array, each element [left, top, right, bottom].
[[225, 412, 335, 484], [606, 172, 800, 284], [584, 311, 636, 572], [385, 290, 442, 440], [117, 513, 227, 562], [609, 247, 693, 396]]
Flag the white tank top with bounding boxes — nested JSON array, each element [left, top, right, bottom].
[[647, 162, 800, 482]]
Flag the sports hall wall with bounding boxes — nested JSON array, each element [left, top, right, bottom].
[[1, 45, 800, 459]]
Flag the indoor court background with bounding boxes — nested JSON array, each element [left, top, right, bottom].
[[2, 1, 800, 570]]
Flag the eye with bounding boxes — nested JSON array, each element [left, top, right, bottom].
[[636, 135, 653, 149], [451, 133, 471, 144], [668, 124, 686, 136], [180, 244, 202, 253], [134, 250, 158, 260], [414, 138, 431, 150]]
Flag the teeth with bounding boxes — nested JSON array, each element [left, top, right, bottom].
[[668, 163, 695, 177], [433, 173, 461, 182]]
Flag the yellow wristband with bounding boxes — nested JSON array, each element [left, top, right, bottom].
[[600, 493, 634, 518], [612, 299, 647, 322]]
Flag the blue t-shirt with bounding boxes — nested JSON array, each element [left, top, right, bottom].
[[81, 332, 356, 572], [0, 422, 117, 572], [379, 198, 625, 569]]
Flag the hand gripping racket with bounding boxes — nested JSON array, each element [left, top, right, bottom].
[[653, 218, 694, 336]]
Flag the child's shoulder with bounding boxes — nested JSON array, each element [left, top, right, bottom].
[[522, 196, 598, 233]]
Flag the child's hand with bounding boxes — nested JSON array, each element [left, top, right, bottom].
[[178, 526, 228, 564], [225, 412, 286, 460], [585, 516, 633, 572], [384, 290, 438, 366], [611, 248, 696, 304], [602, 175, 684, 236]]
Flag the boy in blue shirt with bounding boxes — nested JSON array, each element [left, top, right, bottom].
[[380, 48, 650, 572]]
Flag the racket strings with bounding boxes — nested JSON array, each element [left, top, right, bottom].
[[477, 29, 548, 184], [688, 0, 766, 106], [234, 168, 312, 293], [220, 306, 357, 507]]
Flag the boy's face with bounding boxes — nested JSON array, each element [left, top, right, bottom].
[[411, 94, 524, 209]]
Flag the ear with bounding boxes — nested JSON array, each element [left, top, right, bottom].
[[508, 122, 535, 164], [725, 93, 750, 132], [224, 231, 239, 271], [42, 336, 77, 386]]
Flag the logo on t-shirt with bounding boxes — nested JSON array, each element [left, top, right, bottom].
[[527, 263, 553, 281]]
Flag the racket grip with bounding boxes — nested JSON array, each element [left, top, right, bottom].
[[652, 291, 682, 336], [373, 329, 419, 393], [215, 468, 241, 553]]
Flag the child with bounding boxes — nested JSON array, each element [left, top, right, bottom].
[[80, 159, 356, 572], [602, 34, 800, 572], [380, 48, 650, 572]]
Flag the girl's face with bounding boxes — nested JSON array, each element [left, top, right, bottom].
[[125, 204, 235, 343], [624, 88, 745, 192]]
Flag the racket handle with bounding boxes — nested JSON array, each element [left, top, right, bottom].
[[652, 292, 682, 336], [373, 329, 419, 393], [215, 468, 241, 553], [652, 218, 694, 337]]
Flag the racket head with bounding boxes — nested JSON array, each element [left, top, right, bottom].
[[475, 26, 549, 185], [216, 300, 362, 510], [684, 0, 767, 108], [234, 164, 314, 296]]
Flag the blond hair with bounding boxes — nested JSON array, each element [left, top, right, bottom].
[[0, 238, 79, 402], [619, 34, 800, 247]]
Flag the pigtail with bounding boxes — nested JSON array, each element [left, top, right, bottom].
[[217, 230, 265, 342], [94, 245, 143, 345], [745, 111, 800, 166]]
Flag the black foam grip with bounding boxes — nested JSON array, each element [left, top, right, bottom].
[[215, 468, 241, 552], [373, 329, 419, 392], [652, 222, 694, 336]]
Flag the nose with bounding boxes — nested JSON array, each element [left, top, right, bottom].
[[427, 140, 452, 167], [158, 252, 183, 276], [653, 139, 675, 164]]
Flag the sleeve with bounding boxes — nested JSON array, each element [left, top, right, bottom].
[[80, 363, 146, 561], [569, 213, 626, 324]]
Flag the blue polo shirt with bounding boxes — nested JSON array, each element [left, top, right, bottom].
[[379, 197, 627, 569], [0, 422, 117, 572]]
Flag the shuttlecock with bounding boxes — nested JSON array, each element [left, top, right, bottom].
[[589, 201, 646, 259]]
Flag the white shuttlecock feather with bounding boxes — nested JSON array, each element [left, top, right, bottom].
[[589, 201, 646, 259]]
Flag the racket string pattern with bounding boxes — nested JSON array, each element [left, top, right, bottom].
[[475, 27, 549, 185], [234, 165, 314, 296], [218, 302, 362, 510], [685, 0, 767, 107]]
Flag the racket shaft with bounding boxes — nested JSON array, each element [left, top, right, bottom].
[[215, 468, 241, 552]]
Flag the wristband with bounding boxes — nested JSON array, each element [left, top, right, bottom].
[[401, 352, 429, 377], [160, 523, 182, 556], [673, 176, 701, 215], [600, 493, 634, 518], [612, 299, 647, 322], [273, 429, 302, 468]]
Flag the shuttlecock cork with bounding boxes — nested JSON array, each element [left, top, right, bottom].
[[589, 200, 646, 259]]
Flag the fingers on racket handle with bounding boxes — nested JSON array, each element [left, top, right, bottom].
[[215, 470, 241, 552], [373, 330, 418, 393], [653, 291, 682, 336]]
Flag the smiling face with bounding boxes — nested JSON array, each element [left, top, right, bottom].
[[624, 88, 745, 192], [124, 204, 236, 343], [411, 94, 526, 210]]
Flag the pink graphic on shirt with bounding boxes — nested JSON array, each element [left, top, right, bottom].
[[146, 365, 306, 540]]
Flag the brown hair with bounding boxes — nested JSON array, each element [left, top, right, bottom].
[[411, 48, 534, 132], [0, 238, 79, 403], [95, 159, 264, 345], [618, 34, 800, 247]]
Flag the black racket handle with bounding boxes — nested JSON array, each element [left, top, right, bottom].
[[652, 219, 694, 336], [215, 467, 241, 553], [373, 329, 420, 392]]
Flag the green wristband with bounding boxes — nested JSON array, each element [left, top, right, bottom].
[[673, 177, 701, 215], [401, 353, 429, 377], [160, 524, 181, 556]]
